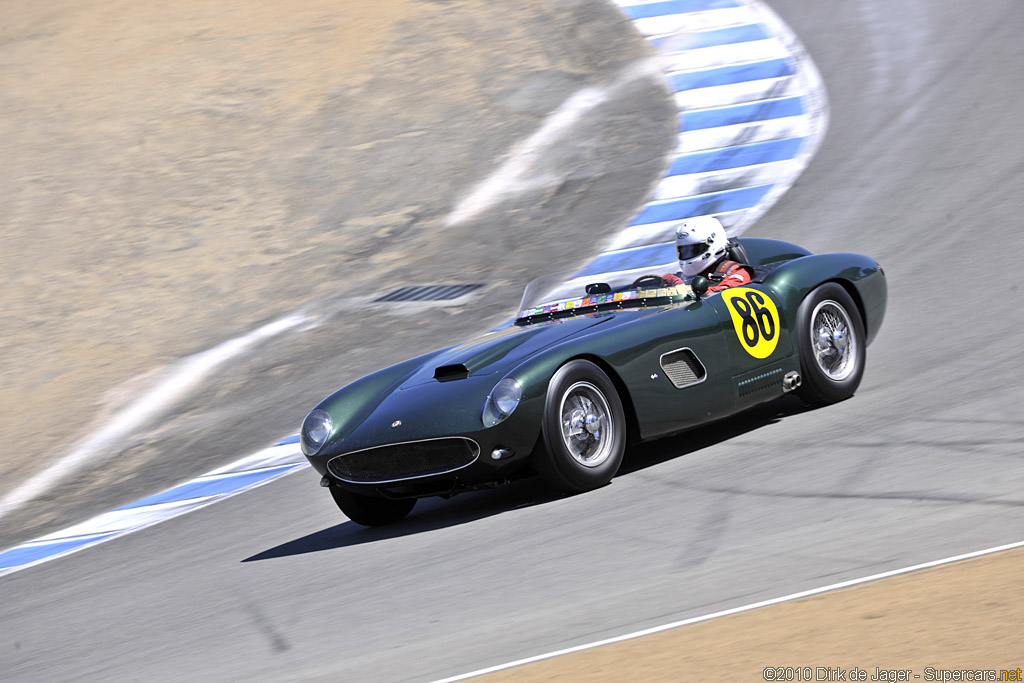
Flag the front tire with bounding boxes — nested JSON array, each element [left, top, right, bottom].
[[536, 360, 626, 493], [795, 283, 866, 406], [329, 486, 415, 527]]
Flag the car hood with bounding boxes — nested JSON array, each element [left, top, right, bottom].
[[399, 315, 613, 389]]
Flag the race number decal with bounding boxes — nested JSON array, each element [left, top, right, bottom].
[[722, 287, 780, 359]]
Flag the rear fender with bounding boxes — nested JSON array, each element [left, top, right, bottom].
[[736, 237, 812, 266], [762, 253, 887, 346]]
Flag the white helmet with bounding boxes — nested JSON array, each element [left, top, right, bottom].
[[675, 216, 728, 278]]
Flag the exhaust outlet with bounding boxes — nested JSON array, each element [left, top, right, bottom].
[[783, 372, 802, 392]]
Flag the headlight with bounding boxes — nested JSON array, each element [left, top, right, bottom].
[[300, 409, 332, 456], [482, 378, 522, 427]]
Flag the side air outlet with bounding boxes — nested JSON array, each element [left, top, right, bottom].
[[659, 348, 707, 389]]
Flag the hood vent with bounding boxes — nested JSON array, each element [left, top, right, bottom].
[[434, 364, 470, 382]]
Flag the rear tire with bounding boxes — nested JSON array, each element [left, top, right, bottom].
[[329, 486, 415, 527], [536, 360, 626, 493], [795, 283, 866, 406]]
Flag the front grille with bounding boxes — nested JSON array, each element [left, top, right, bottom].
[[660, 348, 706, 389], [327, 437, 480, 484]]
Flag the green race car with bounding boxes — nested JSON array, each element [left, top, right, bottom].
[[300, 237, 886, 526]]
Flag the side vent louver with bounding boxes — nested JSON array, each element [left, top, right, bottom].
[[660, 348, 707, 389], [737, 367, 784, 397]]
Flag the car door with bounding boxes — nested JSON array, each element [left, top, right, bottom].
[[707, 284, 795, 410], [601, 297, 736, 440]]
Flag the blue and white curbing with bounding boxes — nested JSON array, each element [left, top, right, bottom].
[[567, 0, 828, 287], [0, 0, 827, 578], [0, 437, 307, 576]]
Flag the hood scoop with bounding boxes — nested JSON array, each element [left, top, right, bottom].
[[400, 315, 614, 390], [434, 364, 470, 382]]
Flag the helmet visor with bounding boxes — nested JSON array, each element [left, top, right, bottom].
[[677, 242, 709, 261]]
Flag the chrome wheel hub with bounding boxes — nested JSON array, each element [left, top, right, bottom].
[[559, 381, 615, 467], [810, 300, 857, 381]]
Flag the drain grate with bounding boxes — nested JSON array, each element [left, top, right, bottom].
[[374, 284, 484, 303]]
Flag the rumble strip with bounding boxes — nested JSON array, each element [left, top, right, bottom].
[[0, 0, 827, 578]]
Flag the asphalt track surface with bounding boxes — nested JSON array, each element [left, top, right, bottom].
[[4, 0, 1024, 681]]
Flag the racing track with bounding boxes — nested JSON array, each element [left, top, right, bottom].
[[4, 0, 1024, 680]]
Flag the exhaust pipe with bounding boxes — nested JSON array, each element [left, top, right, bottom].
[[783, 371, 802, 392]]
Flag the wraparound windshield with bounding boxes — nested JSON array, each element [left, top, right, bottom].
[[517, 272, 692, 320]]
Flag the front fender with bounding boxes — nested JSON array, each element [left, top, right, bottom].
[[313, 349, 446, 455]]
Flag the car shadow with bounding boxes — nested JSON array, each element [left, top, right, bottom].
[[241, 479, 558, 561], [617, 393, 812, 476], [242, 394, 813, 562]]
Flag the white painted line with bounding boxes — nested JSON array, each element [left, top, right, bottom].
[[606, 220, 689, 251], [560, 259, 679, 289], [634, 7, 756, 36], [714, 206, 756, 229], [653, 159, 795, 199], [604, 207, 756, 251], [0, 313, 310, 521], [661, 38, 788, 72], [673, 74, 794, 109], [37, 496, 219, 539], [0, 460, 306, 578], [204, 443, 303, 476], [429, 540, 1024, 683], [444, 58, 664, 227], [538, 261, 681, 302], [677, 116, 809, 153]]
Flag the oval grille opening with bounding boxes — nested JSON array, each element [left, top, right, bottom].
[[327, 438, 480, 484]]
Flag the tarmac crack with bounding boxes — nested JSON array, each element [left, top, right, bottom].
[[653, 481, 1024, 509]]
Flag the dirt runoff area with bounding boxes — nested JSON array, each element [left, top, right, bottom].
[[0, 0, 423, 517], [0, 0, 659, 533], [480, 546, 1024, 682]]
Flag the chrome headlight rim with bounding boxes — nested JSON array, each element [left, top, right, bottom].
[[300, 409, 333, 456], [482, 378, 522, 428]]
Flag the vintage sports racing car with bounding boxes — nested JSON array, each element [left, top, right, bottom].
[[300, 238, 886, 526]]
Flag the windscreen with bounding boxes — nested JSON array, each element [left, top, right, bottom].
[[517, 272, 579, 314], [517, 271, 690, 319]]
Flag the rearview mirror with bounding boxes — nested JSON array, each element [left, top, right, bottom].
[[690, 276, 709, 299], [585, 282, 611, 295]]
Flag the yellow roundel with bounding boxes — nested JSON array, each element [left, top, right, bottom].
[[721, 287, 781, 359]]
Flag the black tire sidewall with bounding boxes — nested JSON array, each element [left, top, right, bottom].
[[795, 283, 866, 406], [329, 486, 415, 526], [538, 360, 626, 492]]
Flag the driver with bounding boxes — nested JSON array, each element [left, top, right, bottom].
[[662, 216, 752, 293]]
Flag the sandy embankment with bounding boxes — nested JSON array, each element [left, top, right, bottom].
[[1, 0, 649, 526]]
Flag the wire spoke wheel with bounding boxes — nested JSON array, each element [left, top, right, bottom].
[[796, 283, 866, 406], [558, 381, 614, 467], [538, 360, 627, 492], [810, 300, 857, 381]]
